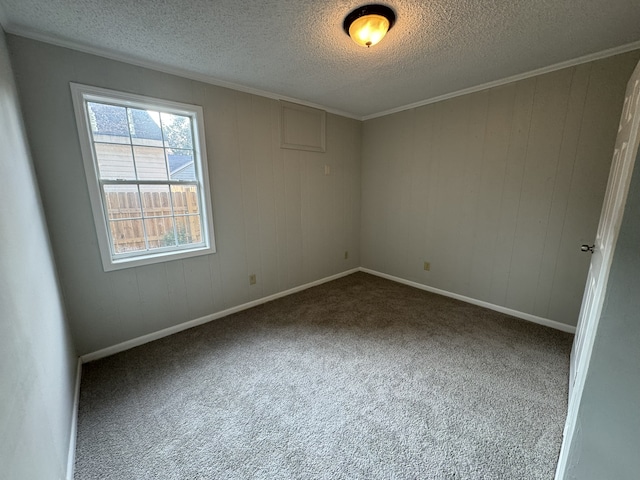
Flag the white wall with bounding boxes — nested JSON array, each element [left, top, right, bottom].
[[0, 30, 77, 479], [7, 35, 362, 356], [361, 52, 640, 326], [563, 146, 640, 478]]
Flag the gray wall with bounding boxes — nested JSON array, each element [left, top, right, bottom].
[[8, 35, 362, 356], [564, 146, 640, 478], [0, 31, 77, 479], [361, 52, 640, 326]]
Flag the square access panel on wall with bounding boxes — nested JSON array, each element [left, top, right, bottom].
[[280, 101, 326, 152]]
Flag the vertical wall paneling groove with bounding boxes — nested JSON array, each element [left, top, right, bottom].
[[533, 64, 591, 317], [271, 101, 286, 293], [236, 94, 259, 302], [135, 263, 171, 331], [300, 150, 310, 283], [106, 269, 140, 347], [164, 260, 190, 326], [361, 51, 640, 327], [203, 87, 225, 313], [182, 256, 215, 321], [424, 103, 444, 285], [467, 84, 515, 301], [408, 105, 433, 280], [308, 153, 319, 282], [8, 35, 362, 355], [254, 96, 278, 298], [488, 78, 535, 306], [284, 148, 303, 289], [504, 68, 573, 314], [455, 91, 490, 295]]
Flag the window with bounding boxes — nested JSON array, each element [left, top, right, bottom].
[[71, 83, 216, 271]]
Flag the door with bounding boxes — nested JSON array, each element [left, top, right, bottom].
[[556, 60, 640, 478], [570, 61, 640, 395]]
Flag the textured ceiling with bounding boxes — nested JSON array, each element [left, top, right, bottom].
[[1, 0, 640, 118]]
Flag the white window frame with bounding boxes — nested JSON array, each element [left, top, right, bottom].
[[70, 83, 216, 271]]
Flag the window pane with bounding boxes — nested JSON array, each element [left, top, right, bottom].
[[167, 149, 195, 180], [171, 185, 200, 215], [95, 143, 136, 180], [167, 149, 196, 180], [133, 146, 168, 180], [140, 185, 172, 218], [145, 217, 176, 249], [103, 185, 142, 220], [128, 108, 163, 146], [175, 215, 203, 245], [109, 219, 146, 253], [161, 113, 193, 150], [87, 102, 130, 144]]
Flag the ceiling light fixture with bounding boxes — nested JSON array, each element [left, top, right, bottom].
[[343, 4, 396, 48]]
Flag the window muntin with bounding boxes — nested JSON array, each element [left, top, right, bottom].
[[71, 84, 215, 271]]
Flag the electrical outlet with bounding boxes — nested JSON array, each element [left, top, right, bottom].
[[249, 274, 257, 285], [344, 251, 349, 260], [423, 261, 431, 271]]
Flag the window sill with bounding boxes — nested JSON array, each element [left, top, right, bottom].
[[103, 244, 216, 272]]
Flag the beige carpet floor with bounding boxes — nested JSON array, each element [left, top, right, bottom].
[[75, 272, 573, 479]]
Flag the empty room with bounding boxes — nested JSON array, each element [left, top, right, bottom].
[[1, 1, 640, 479]]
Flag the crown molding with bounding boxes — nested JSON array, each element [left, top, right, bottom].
[[362, 40, 640, 121], [3, 25, 361, 120]]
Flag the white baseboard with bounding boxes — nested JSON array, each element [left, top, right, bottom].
[[80, 268, 360, 363], [359, 268, 577, 334], [66, 358, 82, 480], [79, 265, 574, 363]]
